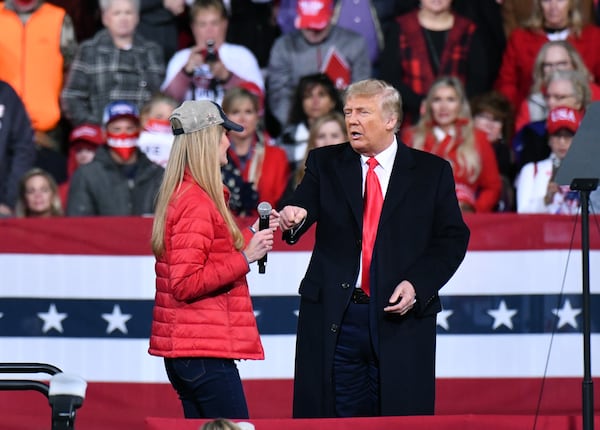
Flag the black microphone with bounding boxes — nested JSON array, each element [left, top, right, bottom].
[[550, 156, 561, 182], [257, 201, 272, 274], [282, 227, 298, 245]]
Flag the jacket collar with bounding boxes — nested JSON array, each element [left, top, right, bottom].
[[334, 141, 416, 231]]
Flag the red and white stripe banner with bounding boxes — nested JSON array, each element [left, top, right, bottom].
[[0, 214, 599, 429]]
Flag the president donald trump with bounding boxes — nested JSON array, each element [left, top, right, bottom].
[[279, 79, 470, 418]]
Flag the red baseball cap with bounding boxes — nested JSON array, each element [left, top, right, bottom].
[[69, 123, 105, 146], [237, 81, 265, 115], [546, 107, 583, 135], [295, 0, 333, 31]]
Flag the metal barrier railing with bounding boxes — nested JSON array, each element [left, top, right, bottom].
[[0, 363, 86, 430]]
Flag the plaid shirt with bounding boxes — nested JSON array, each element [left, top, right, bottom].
[[61, 29, 165, 126], [395, 10, 476, 95]]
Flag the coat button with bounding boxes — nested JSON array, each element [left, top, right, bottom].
[[330, 324, 338, 333], [341, 282, 351, 289]]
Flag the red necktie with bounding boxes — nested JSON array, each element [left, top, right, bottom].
[[361, 157, 383, 296]]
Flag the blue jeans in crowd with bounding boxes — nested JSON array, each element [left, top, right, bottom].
[[164, 357, 249, 419]]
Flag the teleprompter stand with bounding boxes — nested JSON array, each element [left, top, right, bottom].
[[555, 102, 600, 430]]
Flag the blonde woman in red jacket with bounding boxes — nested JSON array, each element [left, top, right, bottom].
[[149, 100, 277, 419], [403, 76, 502, 213]]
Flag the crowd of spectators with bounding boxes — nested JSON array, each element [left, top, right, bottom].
[[2, 0, 600, 219]]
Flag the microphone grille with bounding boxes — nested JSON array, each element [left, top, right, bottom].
[[257, 201, 272, 217]]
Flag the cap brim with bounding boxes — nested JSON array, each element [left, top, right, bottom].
[[549, 126, 577, 135], [71, 138, 104, 146], [295, 19, 329, 30], [107, 114, 140, 125], [72, 141, 102, 150], [223, 119, 244, 132], [211, 101, 244, 132], [295, 13, 331, 30]]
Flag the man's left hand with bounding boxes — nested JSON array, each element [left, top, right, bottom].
[[384, 280, 417, 315]]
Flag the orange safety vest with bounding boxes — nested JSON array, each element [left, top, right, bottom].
[[0, 3, 65, 132]]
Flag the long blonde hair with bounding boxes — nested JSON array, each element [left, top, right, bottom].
[[525, 0, 583, 36], [151, 125, 243, 257], [412, 76, 481, 183]]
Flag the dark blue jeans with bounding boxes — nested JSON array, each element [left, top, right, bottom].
[[164, 357, 249, 419]]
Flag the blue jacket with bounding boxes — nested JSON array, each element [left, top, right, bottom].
[[0, 80, 35, 209]]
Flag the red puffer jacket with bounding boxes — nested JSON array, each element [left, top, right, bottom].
[[149, 174, 264, 360]]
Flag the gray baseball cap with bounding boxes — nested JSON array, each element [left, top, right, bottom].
[[169, 100, 243, 135]]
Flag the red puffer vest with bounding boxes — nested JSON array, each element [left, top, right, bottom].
[[149, 175, 264, 360]]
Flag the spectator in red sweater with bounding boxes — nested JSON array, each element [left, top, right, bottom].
[[500, 0, 596, 38], [403, 76, 502, 213], [495, 0, 600, 110], [514, 39, 600, 132]]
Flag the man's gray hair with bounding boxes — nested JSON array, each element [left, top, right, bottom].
[[99, 0, 140, 13]]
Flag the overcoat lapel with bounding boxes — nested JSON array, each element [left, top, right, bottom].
[[332, 142, 416, 235], [334, 145, 363, 230], [379, 142, 416, 228]]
